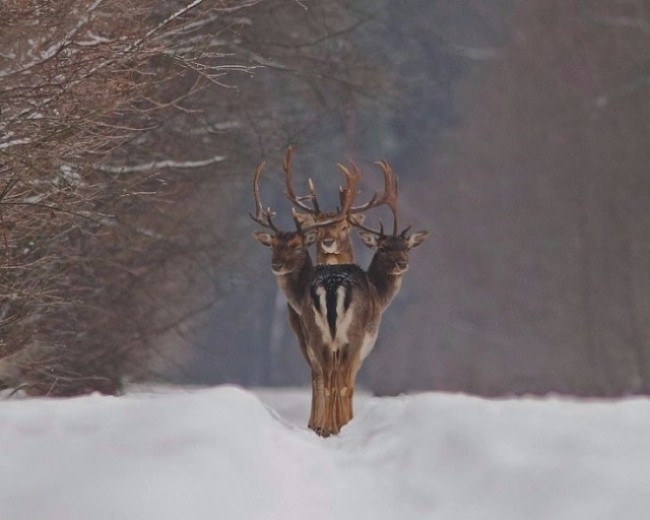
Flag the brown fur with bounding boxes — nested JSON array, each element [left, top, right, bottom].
[[298, 229, 428, 436], [254, 229, 327, 431], [293, 213, 365, 265]]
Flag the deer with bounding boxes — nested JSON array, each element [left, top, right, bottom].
[[299, 161, 428, 436], [250, 161, 337, 431], [282, 146, 394, 266], [250, 162, 317, 312], [252, 154, 427, 437]]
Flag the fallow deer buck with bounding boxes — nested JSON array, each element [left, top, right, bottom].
[[250, 162, 317, 314], [283, 146, 394, 266], [250, 161, 340, 431], [300, 161, 428, 436], [252, 154, 426, 437]]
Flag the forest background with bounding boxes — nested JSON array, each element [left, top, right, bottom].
[[1, 0, 648, 397]]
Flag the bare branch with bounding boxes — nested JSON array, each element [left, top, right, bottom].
[[96, 155, 226, 174]]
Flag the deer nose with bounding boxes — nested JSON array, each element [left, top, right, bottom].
[[271, 262, 283, 272], [322, 238, 335, 248], [396, 260, 409, 271]]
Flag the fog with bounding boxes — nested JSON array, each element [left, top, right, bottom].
[[181, 1, 650, 398]]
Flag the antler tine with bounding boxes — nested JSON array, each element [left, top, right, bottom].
[[388, 169, 399, 235], [348, 159, 399, 217], [249, 162, 278, 231], [399, 225, 412, 238], [348, 160, 400, 236], [372, 160, 400, 235], [307, 178, 321, 214], [288, 163, 358, 231], [336, 161, 362, 215], [283, 146, 319, 214], [290, 206, 331, 232], [349, 213, 386, 237]]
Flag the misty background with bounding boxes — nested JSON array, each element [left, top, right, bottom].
[[2, 0, 647, 397], [176, 0, 650, 397]]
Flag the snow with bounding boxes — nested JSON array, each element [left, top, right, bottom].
[[1, 385, 649, 520]]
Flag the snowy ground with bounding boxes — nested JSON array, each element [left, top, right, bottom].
[[1, 385, 649, 520]]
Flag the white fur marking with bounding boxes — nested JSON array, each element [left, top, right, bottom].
[[312, 283, 359, 354], [312, 286, 331, 343], [333, 286, 354, 352], [359, 330, 378, 361], [321, 242, 339, 254], [276, 276, 300, 313]]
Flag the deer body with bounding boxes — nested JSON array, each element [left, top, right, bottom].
[[298, 264, 367, 435], [308, 265, 371, 352], [299, 229, 427, 436], [251, 161, 347, 431], [252, 149, 428, 437]]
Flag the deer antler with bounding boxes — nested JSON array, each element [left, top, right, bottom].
[[284, 147, 357, 228], [378, 160, 400, 235], [349, 160, 400, 235], [283, 149, 400, 232], [293, 160, 362, 228], [347, 159, 399, 220], [248, 154, 345, 232], [284, 146, 321, 214], [249, 162, 278, 231], [335, 160, 362, 214]]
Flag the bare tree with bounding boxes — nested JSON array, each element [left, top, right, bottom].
[[0, 0, 262, 395]]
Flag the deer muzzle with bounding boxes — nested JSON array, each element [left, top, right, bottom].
[[271, 262, 286, 274], [321, 237, 338, 253], [394, 260, 409, 273]]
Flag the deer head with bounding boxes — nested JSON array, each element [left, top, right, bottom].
[[250, 162, 319, 275], [254, 229, 317, 275], [352, 162, 428, 276], [358, 227, 428, 275], [283, 148, 397, 265]]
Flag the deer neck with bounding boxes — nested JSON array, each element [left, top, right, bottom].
[[275, 251, 313, 313], [366, 254, 404, 309]]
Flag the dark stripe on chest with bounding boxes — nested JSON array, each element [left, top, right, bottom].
[[310, 265, 363, 338]]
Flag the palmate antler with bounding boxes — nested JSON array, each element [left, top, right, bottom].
[[252, 157, 349, 233], [349, 160, 402, 236], [284, 146, 356, 226], [283, 146, 328, 216], [283, 147, 399, 227], [249, 162, 278, 231], [345, 160, 398, 220]]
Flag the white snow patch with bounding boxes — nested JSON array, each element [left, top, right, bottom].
[[0, 385, 649, 520]]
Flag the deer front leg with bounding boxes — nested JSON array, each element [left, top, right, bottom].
[[309, 367, 326, 435], [331, 351, 346, 434], [320, 353, 336, 436], [333, 349, 351, 431], [315, 349, 342, 437], [321, 349, 358, 436], [340, 353, 362, 425]]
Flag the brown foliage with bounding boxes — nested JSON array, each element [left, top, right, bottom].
[[0, 0, 259, 395]]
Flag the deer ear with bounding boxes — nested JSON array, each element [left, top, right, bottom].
[[303, 230, 318, 246], [253, 231, 274, 247], [358, 231, 378, 248], [293, 212, 315, 227], [407, 231, 428, 249]]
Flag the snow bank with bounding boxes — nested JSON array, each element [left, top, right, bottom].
[[1, 386, 649, 520]]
